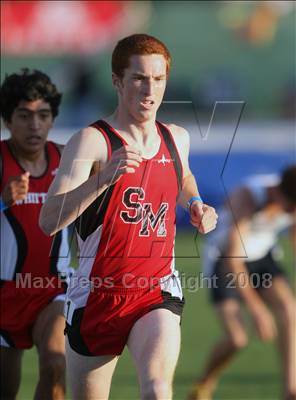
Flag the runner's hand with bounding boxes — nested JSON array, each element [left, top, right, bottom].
[[100, 146, 142, 186], [189, 202, 218, 234], [1, 172, 30, 207]]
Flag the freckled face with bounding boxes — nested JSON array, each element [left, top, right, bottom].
[[114, 54, 167, 123]]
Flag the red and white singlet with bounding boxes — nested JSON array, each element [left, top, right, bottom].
[[65, 120, 185, 356], [1, 140, 70, 282]]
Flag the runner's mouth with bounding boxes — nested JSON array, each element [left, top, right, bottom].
[[140, 100, 155, 109], [26, 136, 42, 143]]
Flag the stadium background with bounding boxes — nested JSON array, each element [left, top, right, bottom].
[[1, 1, 295, 399]]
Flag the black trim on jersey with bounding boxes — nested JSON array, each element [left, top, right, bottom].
[[156, 122, 183, 192], [0, 330, 16, 348], [49, 231, 62, 275], [5, 140, 50, 179], [91, 120, 124, 152], [4, 209, 28, 280], [65, 308, 92, 356], [76, 120, 125, 241], [75, 186, 114, 241]]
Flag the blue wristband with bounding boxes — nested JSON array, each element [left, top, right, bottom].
[[0, 198, 8, 212], [187, 196, 203, 209]]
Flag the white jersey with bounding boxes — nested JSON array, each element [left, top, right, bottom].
[[203, 174, 293, 277]]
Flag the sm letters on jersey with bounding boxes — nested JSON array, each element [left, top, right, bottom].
[[120, 187, 168, 237]]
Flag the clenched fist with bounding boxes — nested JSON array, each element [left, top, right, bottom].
[[100, 146, 142, 187], [189, 201, 218, 234], [1, 172, 30, 207]]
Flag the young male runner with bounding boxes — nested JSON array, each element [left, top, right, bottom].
[[0, 69, 70, 400], [188, 166, 296, 400], [40, 34, 218, 400]]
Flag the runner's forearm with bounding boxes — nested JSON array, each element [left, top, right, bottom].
[[178, 173, 201, 208]]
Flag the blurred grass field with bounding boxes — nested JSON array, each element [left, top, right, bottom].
[[19, 231, 294, 400]]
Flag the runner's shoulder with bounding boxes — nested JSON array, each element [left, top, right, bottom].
[[163, 123, 190, 147], [65, 126, 108, 157]]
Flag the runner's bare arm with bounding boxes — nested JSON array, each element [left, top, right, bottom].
[[39, 127, 142, 236], [225, 188, 276, 340], [167, 124, 200, 208], [225, 187, 259, 298], [56, 143, 65, 153], [168, 124, 217, 233]]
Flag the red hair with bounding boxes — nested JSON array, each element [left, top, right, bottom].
[[112, 34, 171, 78]]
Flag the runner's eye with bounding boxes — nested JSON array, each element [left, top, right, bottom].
[[18, 113, 29, 120], [39, 113, 51, 120], [133, 76, 145, 81]]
